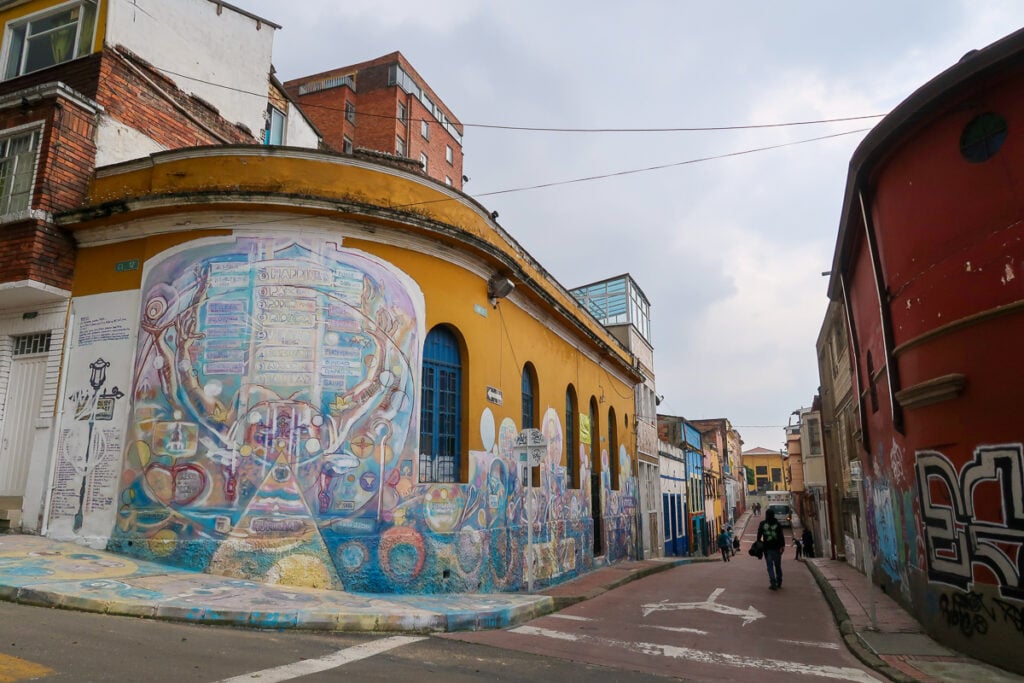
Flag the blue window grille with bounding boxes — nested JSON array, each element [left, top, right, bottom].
[[565, 386, 577, 489], [419, 326, 461, 483], [521, 365, 535, 429]]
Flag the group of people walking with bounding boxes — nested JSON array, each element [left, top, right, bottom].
[[719, 506, 816, 591]]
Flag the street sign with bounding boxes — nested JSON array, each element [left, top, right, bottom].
[[514, 428, 547, 467]]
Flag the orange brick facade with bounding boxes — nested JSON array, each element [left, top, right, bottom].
[[286, 52, 464, 190]]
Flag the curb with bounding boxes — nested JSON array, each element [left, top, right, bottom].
[[804, 560, 915, 683]]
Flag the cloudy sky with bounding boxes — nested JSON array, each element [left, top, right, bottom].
[[242, 1, 1022, 452]]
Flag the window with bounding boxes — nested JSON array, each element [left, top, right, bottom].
[[755, 465, 767, 475], [960, 112, 1007, 163], [771, 468, 782, 483], [807, 416, 822, 455], [521, 364, 537, 429], [565, 385, 578, 489], [396, 135, 406, 156], [421, 119, 430, 139], [345, 101, 355, 124], [397, 101, 406, 123], [419, 152, 428, 173], [4, 1, 97, 80], [445, 145, 453, 164], [0, 127, 41, 215], [608, 407, 619, 490], [263, 106, 285, 145], [419, 326, 462, 483], [445, 176, 452, 186], [342, 136, 353, 154], [13, 332, 50, 356]]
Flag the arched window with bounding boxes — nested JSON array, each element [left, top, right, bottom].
[[522, 363, 539, 485], [521, 363, 537, 429], [420, 326, 462, 483], [589, 397, 600, 473], [608, 406, 619, 490], [565, 385, 578, 489]]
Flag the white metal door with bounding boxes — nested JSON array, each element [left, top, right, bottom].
[[0, 355, 47, 496]]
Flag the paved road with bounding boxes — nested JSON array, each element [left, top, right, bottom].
[[0, 600, 657, 682], [447, 526, 882, 682]]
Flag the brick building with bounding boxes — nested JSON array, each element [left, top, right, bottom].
[[285, 52, 465, 190]]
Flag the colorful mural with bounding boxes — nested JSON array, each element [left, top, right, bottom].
[[108, 236, 637, 593]]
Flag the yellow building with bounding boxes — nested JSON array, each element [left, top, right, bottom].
[[743, 446, 788, 494], [49, 146, 642, 593]]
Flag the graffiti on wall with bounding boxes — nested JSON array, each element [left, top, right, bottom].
[[864, 438, 923, 602], [937, 588, 1024, 639], [915, 444, 1024, 601], [109, 236, 636, 593]]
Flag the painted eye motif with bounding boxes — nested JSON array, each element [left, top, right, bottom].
[[145, 296, 168, 320]]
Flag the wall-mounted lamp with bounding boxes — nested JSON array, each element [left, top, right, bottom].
[[655, 394, 664, 406], [487, 274, 515, 307]]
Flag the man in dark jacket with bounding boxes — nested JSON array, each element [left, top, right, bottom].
[[756, 508, 786, 589]]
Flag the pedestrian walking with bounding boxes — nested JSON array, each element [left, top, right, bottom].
[[794, 536, 803, 560], [726, 525, 737, 556], [801, 528, 815, 559], [756, 508, 786, 589], [717, 528, 732, 562]]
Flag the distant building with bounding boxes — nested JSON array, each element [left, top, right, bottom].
[[742, 446, 786, 495], [285, 52, 464, 190], [825, 26, 1024, 674], [570, 274, 659, 558], [658, 439, 687, 556], [658, 415, 707, 555]]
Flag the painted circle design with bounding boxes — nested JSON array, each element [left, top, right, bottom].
[[480, 408, 496, 452], [378, 526, 425, 583], [338, 541, 369, 572]]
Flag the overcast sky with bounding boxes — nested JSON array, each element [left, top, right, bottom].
[[242, 1, 1022, 452]]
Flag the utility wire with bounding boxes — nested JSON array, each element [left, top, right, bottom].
[[152, 63, 884, 135], [396, 127, 871, 206]]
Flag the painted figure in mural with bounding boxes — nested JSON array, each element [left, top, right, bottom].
[[717, 528, 732, 562], [801, 528, 815, 560], [756, 508, 786, 589]]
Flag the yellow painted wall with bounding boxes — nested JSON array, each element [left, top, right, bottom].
[[69, 149, 639, 486]]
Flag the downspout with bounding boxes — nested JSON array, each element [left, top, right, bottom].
[[858, 188, 904, 434]]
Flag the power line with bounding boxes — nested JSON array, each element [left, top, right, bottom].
[[470, 128, 870, 198], [153, 63, 884, 135]]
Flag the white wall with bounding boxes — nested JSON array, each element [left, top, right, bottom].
[[95, 115, 165, 167], [285, 103, 321, 149], [105, 0, 275, 137]]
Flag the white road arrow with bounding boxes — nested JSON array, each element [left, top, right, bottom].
[[642, 588, 765, 626]]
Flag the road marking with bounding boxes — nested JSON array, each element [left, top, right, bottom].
[[214, 636, 426, 683], [643, 625, 709, 635], [779, 638, 841, 650], [548, 614, 592, 621], [0, 653, 54, 683], [511, 626, 880, 682], [642, 588, 766, 626]]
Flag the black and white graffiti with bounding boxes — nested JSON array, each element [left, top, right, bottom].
[[916, 444, 1024, 601]]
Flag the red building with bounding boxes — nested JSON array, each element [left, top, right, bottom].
[[285, 52, 465, 190], [827, 27, 1024, 674]]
